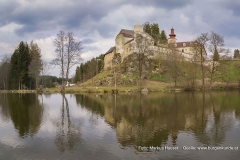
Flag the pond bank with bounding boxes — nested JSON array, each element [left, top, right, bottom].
[[1, 85, 239, 94], [0, 90, 36, 93]]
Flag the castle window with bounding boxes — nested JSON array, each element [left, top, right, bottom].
[[182, 49, 184, 52], [183, 43, 186, 46]]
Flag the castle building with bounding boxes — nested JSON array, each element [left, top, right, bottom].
[[168, 27, 193, 55], [104, 25, 195, 70], [104, 25, 154, 70]]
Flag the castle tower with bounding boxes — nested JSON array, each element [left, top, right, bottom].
[[168, 27, 177, 44], [134, 25, 143, 38], [134, 25, 143, 33]]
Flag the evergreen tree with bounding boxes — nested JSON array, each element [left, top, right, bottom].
[[9, 41, 31, 90], [29, 41, 42, 89], [75, 66, 80, 83], [74, 54, 104, 84], [151, 23, 160, 44], [234, 49, 240, 59], [143, 22, 161, 45], [143, 22, 151, 35], [159, 30, 168, 44]]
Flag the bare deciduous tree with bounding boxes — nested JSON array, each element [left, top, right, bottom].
[[65, 32, 83, 86], [52, 31, 83, 92], [156, 44, 167, 74], [131, 34, 153, 91], [206, 58, 219, 89], [52, 31, 65, 91], [0, 56, 10, 90], [192, 33, 208, 90], [208, 31, 225, 55], [207, 32, 226, 89], [165, 47, 184, 87], [193, 31, 227, 89]]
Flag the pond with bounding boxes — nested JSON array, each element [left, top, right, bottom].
[[0, 92, 240, 160]]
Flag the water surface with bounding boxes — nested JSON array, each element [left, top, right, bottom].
[[0, 92, 239, 159]]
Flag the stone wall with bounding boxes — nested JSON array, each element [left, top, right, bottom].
[[122, 42, 132, 62], [177, 46, 192, 54], [115, 34, 124, 54], [115, 34, 133, 55], [104, 51, 114, 70]]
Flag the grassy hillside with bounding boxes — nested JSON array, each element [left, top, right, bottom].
[[77, 59, 240, 90]]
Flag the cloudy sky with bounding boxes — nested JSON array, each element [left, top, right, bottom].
[[0, 0, 240, 76]]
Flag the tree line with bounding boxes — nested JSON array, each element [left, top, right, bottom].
[[0, 41, 42, 90], [143, 22, 168, 45], [74, 54, 104, 84], [0, 30, 84, 91]]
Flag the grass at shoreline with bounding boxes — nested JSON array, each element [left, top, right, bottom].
[[1, 82, 239, 94], [44, 85, 171, 93], [0, 82, 173, 93]]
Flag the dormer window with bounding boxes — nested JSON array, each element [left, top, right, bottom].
[[183, 43, 186, 47]]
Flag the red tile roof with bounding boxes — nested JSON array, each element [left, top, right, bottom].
[[175, 41, 192, 47]]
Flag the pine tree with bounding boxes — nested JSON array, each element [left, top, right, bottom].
[[234, 49, 240, 59], [74, 54, 104, 83], [9, 42, 31, 90], [159, 30, 168, 44], [151, 23, 160, 44], [75, 66, 80, 83], [143, 22, 161, 45], [28, 41, 42, 89], [143, 22, 151, 35]]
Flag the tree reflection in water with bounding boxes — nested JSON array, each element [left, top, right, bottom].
[[0, 93, 10, 122], [74, 92, 240, 150], [54, 94, 82, 153], [0, 93, 43, 138]]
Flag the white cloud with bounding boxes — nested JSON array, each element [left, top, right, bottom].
[[0, 22, 23, 33], [0, 43, 15, 57], [33, 37, 55, 62], [81, 30, 114, 61], [180, 14, 189, 26], [0, 0, 240, 74], [99, 4, 156, 31]]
